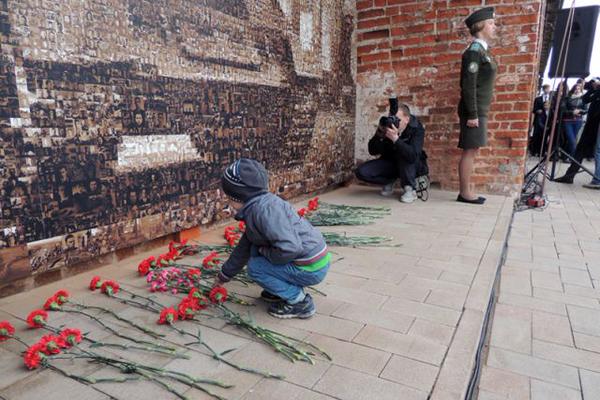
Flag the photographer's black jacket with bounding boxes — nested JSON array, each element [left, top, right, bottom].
[[368, 115, 425, 165]]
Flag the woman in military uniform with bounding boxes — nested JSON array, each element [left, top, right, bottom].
[[457, 7, 497, 204]]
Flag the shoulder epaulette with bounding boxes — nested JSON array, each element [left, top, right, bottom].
[[468, 42, 484, 52]]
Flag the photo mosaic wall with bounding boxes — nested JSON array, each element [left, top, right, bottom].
[[0, 0, 356, 284]]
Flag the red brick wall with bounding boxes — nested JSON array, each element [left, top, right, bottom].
[[354, 0, 544, 194]]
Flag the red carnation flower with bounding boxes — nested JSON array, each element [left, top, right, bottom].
[[186, 268, 202, 280], [308, 197, 320, 211], [0, 321, 15, 341], [297, 208, 307, 217], [196, 295, 210, 310], [209, 286, 228, 304], [138, 259, 152, 276], [238, 221, 246, 231], [24, 343, 44, 369], [177, 299, 196, 320], [100, 280, 120, 296], [39, 334, 65, 355], [60, 328, 82, 347], [157, 252, 174, 267], [53, 290, 69, 305], [27, 310, 48, 328], [158, 307, 178, 325], [202, 251, 221, 269], [89, 276, 101, 291], [168, 239, 188, 253], [43, 295, 61, 311]]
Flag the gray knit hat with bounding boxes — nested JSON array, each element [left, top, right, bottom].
[[221, 158, 269, 202]]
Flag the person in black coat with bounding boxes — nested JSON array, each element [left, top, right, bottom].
[[529, 84, 551, 156], [555, 78, 600, 184], [355, 102, 425, 203]]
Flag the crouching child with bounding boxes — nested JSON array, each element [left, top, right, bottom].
[[214, 158, 330, 319]]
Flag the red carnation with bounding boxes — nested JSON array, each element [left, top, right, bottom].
[[39, 334, 65, 355], [157, 252, 174, 267], [297, 208, 307, 217], [89, 276, 101, 291], [60, 328, 82, 347], [209, 286, 228, 304], [100, 280, 120, 296], [43, 296, 61, 311], [238, 221, 246, 231], [168, 239, 188, 253], [202, 251, 221, 269], [138, 258, 152, 276], [0, 321, 15, 341], [24, 343, 44, 369], [308, 197, 319, 211], [27, 310, 48, 328], [187, 268, 202, 280], [158, 307, 178, 325], [53, 290, 69, 305], [196, 295, 210, 310], [177, 299, 196, 320]]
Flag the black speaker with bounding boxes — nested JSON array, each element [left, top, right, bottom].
[[548, 5, 599, 78]]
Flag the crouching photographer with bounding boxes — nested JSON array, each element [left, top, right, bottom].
[[355, 99, 427, 203]]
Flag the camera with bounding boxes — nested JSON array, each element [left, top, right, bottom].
[[378, 96, 400, 129], [584, 78, 600, 92], [378, 115, 400, 129]]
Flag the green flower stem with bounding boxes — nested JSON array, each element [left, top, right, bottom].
[[108, 293, 163, 314], [306, 286, 327, 297], [47, 363, 138, 385], [164, 283, 252, 306], [215, 304, 330, 364], [169, 323, 284, 380], [9, 335, 30, 348], [67, 302, 165, 339], [119, 287, 169, 310], [74, 348, 231, 400], [135, 369, 189, 400], [57, 309, 178, 353], [88, 341, 189, 359]]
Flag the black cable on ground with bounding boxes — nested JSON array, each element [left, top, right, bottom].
[[464, 203, 515, 400]]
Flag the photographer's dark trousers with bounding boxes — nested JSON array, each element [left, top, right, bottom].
[[355, 158, 416, 188]]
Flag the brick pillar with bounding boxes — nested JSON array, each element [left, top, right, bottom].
[[355, 1, 544, 195]]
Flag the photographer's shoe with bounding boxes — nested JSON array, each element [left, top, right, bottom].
[[400, 186, 416, 203], [553, 175, 574, 184], [268, 294, 316, 319], [381, 183, 394, 197]]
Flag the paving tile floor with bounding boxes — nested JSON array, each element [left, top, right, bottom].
[[0, 184, 513, 400], [478, 160, 600, 400]]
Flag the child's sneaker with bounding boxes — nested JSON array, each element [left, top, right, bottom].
[[268, 293, 316, 319], [260, 290, 283, 303]]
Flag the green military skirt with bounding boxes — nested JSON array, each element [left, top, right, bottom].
[[458, 116, 488, 149]]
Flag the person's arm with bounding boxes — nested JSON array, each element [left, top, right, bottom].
[[256, 205, 303, 265], [461, 50, 481, 121], [218, 234, 251, 282], [368, 131, 386, 156], [393, 124, 424, 164]]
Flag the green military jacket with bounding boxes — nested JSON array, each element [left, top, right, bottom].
[[458, 41, 497, 120]]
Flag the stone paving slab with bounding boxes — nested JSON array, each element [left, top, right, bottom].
[[0, 185, 511, 400], [478, 161, 600, 399]]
